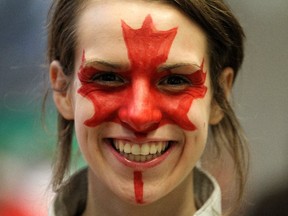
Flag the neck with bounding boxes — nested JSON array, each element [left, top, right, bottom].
[[82, 169, 196, 216]]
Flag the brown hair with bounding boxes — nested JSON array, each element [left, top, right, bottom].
[[47, 0, 83, 191], [47, 0, 248, 211]]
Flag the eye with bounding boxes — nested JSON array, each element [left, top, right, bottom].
[[92, 72, 126, 87], [164, 75, 190, 85], [158, 74, 191, 91]]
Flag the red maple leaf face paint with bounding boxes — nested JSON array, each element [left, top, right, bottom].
[[134, 171, 144, 204], [77, 15, 207, 132]]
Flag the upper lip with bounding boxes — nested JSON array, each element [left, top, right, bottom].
[[100, 123, 183, 144], [105, 137, 177, 144]]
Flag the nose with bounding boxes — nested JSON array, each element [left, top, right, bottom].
[[118, 84, 162, 133]]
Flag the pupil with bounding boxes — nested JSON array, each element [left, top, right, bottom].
[[102, 74, 116, 81], [168, 77, 183, 85]]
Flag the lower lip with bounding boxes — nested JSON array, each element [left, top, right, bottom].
[[108, 142, 173, 170]]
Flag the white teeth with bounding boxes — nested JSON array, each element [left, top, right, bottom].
[[150, 143, 157, 154], [119, 142, 124, 152], [162, 144, 166, 151], [131, 145, 140, 155], [113, 140, 169, 161], [140, 155, 146, 162], [141, 144, 149, 156], [134, 155, 141, 162], [124, 143, 131, 154], [146, 155, 153, 161], [127, 154, 134, 161], [157, 143, 162, 153]]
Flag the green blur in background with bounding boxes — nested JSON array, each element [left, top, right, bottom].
[[0, 98, 84, 167], [0, 98, 55, 162], [0, 99, 55, 163]]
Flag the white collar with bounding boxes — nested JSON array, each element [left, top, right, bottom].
[[193, 168, 222, 216]]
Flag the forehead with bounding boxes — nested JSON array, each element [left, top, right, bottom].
[[76, 0, 208, 66]]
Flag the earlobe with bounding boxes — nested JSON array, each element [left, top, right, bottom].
[[209, 101, 224, 125], [209, 67, 234, 125], [50, 61, 74, 120]]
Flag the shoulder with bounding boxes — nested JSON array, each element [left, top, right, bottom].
[[194, 167, 222, 216], [48, 168, 88, 216]]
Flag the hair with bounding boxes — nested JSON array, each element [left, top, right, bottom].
[[47, 0, 248, 212]]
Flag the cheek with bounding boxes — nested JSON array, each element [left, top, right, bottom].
[[184, 101, 210, 164], [186, 76, 212, 129], [74, 116, 103, 170], [73, 95, 96, 153], [74, 96, 95, 125], [186, 99, 211, 130]]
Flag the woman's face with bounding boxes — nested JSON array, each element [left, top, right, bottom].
[[70, 0, 214, 205]]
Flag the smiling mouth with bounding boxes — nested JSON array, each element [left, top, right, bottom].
[[109, 139, 171, 162]]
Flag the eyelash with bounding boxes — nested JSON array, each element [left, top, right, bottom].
[[158, 74, 191, 87], [91, 72, 126, 86], [87, 71, 191, 92]]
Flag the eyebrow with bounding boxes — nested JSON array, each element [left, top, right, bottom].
[[83, 59, 202, 73], [158, 63, 202, 73], [83, 58, 124, 70]]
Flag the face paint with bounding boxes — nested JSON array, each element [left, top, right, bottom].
[[77, 15, 207, 132], [134, 171, 144, 204]]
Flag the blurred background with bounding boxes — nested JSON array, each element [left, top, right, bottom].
[[0, 0, 287, 215], [0, 1, 54, 215], [229, 1, 288, 215]]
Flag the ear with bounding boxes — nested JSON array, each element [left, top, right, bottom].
[[50, 61, 74, 120], [209, 67, 234, 125]]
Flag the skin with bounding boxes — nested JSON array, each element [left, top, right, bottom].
[[50, 0, 233, 215]]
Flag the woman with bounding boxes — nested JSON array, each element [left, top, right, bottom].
[[47, 0, 248, 215]]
